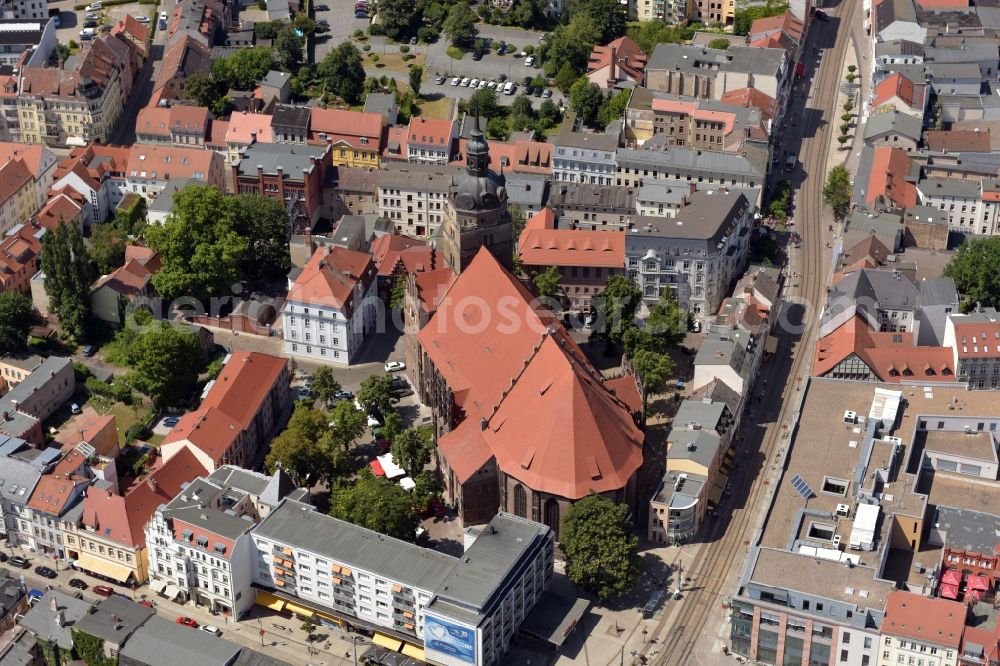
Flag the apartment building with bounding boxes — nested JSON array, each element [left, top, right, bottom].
[[943, 307, 1000, 390], [309, 108, 382, 170], [223, 112, 273, 165], [161, 352, 289, 472], [0, 19, 54, 66], [0, 0, 50, 20], [17, 36, 134, 146], [877, 592, 964, 666], [586, 36, 647, 89], [915, 178, 1000, 236], [690, 0, 734, 25], [1, 355, 74, 429], [270, 104, 310, 144], [0, 436, 47, 549], [151, 36, 211, 104], [282, 245, 378, 366], [125, 144, 225, 201], [404, 116, 455, 165], [145, 466, 302, 617], [0, 221, 45, 294], [24, 464, 92, 558], [377, 163, 459, 239], [545, 181, 635, 231], [625, 189, 752, 317], [635, 180, 697, 218], [551, 125, 618, 185], [616, 145, 767, 206], [62, 447, 208, 587], [232, 142, 331, 232], [135, 105, 211, 147], [517, 208, 625, 312], [250, 501, 555, 666], [47, 144, 131, 226]]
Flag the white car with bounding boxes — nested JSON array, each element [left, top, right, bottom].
[[199, 625, 222, 636], [70, 403, 81, 414], [86, 1, 102, 9], [469, 78, 479, 87], [384, 361, 406, 373], [367, 414, 381, 428], [159, 11, 167, 20], [450, 77, 460, 86], [503, 82, 516, 95], [460, 77, 470, 87], [478, 80, 488, 89], [525, 56, 535, 67], [136, 15, 150, 22]]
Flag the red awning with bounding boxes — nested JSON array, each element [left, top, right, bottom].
[[941, 569, 962, 586], [370, 460, 385, 476], [964, 589, 982, 603], [968, 574, 990, 591], [940, 582, 959, 599]]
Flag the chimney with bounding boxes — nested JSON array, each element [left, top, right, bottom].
[[146, 476, 157, 492], [11, 400, 18, 412], [607, 44, 618, 89]]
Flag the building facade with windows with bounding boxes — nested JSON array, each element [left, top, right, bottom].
[[876, 592, 963, 666], [943, 308, 1000, 390], [377, 163, 458, 239], [232, 142, 331, 233], [552, 126, 618, 186]]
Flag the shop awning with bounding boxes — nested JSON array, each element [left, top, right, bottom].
[[765, 336, 778, 354], [941, 569, 962, 586], [285, 602, 314, 618], [940, 582, 959, 599], [370, 460, 385, 476], [401, 643, 425, 660], [372, 633, 403, 652], [968, 574, 990, 591], [257, 592, 286, 612], [76, 552, 133, 583], [164, 584, 182, 600], [964, 589, 982, 604], [149, 579, 167, 594]]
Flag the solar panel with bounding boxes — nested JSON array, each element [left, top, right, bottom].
[[790, 474, 814, 499]]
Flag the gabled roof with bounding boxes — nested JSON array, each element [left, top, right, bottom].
[[513, 140, 553, 174], [872, 72, 920, 109], [720, 87, 777, 124], [224, 112, 274, 145], [201, 352, 288, 432], [748, 10, 804, 43], [412, 267, 457, 316], [518, 209, 626, 269], [406, 116, 453, 148], [587, 36, 647, 83], [0, 143, 53, 180], [286, 245, 375, 314], [309, 108, 383, 147], [925, 129, 991, 153], [949, 310, 1000, 359], [866, 146, 918, 208], [92, 250, 160, 296], [370, 234, 436, 277], [136, 105, 210, 138], [26, 473, 88, 517], [33, 193, 84, 230], [864, 109, 923, 142], [882, 591, 965, 648], [126, 144, 218, 181]]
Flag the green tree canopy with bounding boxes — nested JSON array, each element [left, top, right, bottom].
[[329, 469, 420, 541], [88, 223, 127, 276], [595, 274, 642, 348], [443, 1, 478, 46], [630, 350, 673, 406], [106, 323, 205, 406], [625, 21, 692, 53], [310, 366, 342, 406], [822, 164, 852, 220], [467, 88, 501, 119], [266, 404, 347, 486], [486, 117, 510, 141], [390, 427, 431, 477], [578, 0, 626, 43], [381, 410, 405, 445], [541, 14, 600, 77], [184, 72, 223, 108], [599, 88, 630, 127], [318, 42, 366, 105], [532, 265, 563, 302], [944, 237, 1000, 310], [408, 64, 424, 97], [734, 1, 788, 35], [0, 292, 36, 353], [358, 374, 399, 416], [624, 287, 686, 356], [213, 47, 275, 90], [380, 0, 419, 38], [274, 25, 304, 71], [569, 78, 605, 128], [561, 494, 641, 601], [41, 220, 94, 341], [327, 399, 368, 451]]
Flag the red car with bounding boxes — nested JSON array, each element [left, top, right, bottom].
[[177, 617, 199, 628], [137, 600, 155, 608], [93, 585, 114, 598]]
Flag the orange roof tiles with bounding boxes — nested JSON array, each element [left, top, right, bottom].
[[53, 406, 115, 447], [125, 144, 217, 182], [136, 105, 210, 138], [513, 140, 553, 175], [112, 14, 150, 51], [873, 73, 919, 109], [0, 158, 33, 203], [587, 36, 648, 83], [412, 267, 457, 316], [519, 209, 626, 269], [0, 143, 51, 180], [749, 10, 804, 42], [27, 473, 89, 516], [882, 591, 965, 648], [450, 138, 519, 173], [370, 234, 436, 277], [651, 99, 736, 136], [310, 108, 383, 149], [720, 87, 777, 124], [225, 112, 274, 145], [163, 406, 242, 464], [33, 193, 84, 231], [867, 146, 918, 208], [287, 246, 375, 314], [925, 129, 991, 153], [406, 116, 453, 148], [92, 256, 157, 296], [952, 320, 1000, 359], [201, 352, 288, 431]]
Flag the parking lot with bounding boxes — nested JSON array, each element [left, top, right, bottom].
[[49, 0, 157, 47]]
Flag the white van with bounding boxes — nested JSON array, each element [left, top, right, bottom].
[[503, 81, 515, 95], [79, 27, 95, 38]]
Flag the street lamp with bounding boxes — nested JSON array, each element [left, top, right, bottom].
[[348, 635, 367, 666]]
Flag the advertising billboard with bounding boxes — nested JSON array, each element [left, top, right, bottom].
[[424, 614, 477, 665]]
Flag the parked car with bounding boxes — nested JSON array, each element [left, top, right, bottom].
[[472, 50, 483, 61], [84, 12, 99, 18], [498, 73, 507, 82], [410, 36, 417, 44], [384, 361, 405, 372], [112, 593, 133, 602], [177, 617, 199, 628], [93, 585, 115, 597], [393, 388, 414, 398], [390, 377, 408, 390], [200, 625, 222, 636], [137, 600, 155, 608], [533, 87, 543, 97], [86, 2, 102, 9], [450, 77, 460, 86], [99, 23, 112, 31], [503, 82, 516, 95], [469, 78, 480, 87], [163, 416, 180, 427], [542, 88, 552, 98], [334, 390, 354, 401], [159, 11, 167, 21], [0, 552, 6, 563], [314, 3, 329, 9], [355, 11, 367, 17], [68, 578, 88, 590], [460, 77, 470, 87], [8, 556, 28, 569], [435, 75, 445, 84], [70, 403, 81, 414], [297, 387, 312, 400], [524, 56, 535, 67], [83, 19, 98, 27], [79, 29, 95, 39], [316, 19, 329, 30], [34, 566, 57, 579]]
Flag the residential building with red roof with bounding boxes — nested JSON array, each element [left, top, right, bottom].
[[0, 220, 45, 295], [405, 117, 456, 165], [586, 36, 647, 90], [370, 233, 438, 300], [865, 146, 918, 209], [871, 72, 926, 119], [517, 208, 626, 312], [53, 406, 119, 459], [720, 87, 778, 132], [61, 446, 208, 586], [0, 142, 57, 213], [31, 191, 85, 236], [281, 245, 378, 365], [402, 266, 456, 376], [161, 352, 290, 471], [91, 245, 162, 326], [413, 248, 643, 533], [309, 108, 383, 170], [151, 36, 212, 104], [125, 144, 225, 201], [625, 87, 768, 150], [748, 11, 804, 59], [448, 137, 553, 176], [48, 144, 131, 226], [24, 471, 92, 558], [880, 592, 966, 664], [943, 307, 1000, 390], [111, 14, 152, 59], [145, 465, 303, 615], [135, 105, 212, 147], [0, 158, 40, 237], [223, 112, 274, 165]]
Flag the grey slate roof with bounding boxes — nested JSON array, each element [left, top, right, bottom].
[[362, 92, 397, 122], [918, 177, 981, 199], [694, 337, 740, 367], [646, 43, 786, 78], [554, 127, 619, 152], [148, 178, 201, 216], [74, 596, 154, 645], [230, 648, 294, 666], [666, 428, 722, 470], [636, 180, 694, 205], [924, 43, 998, 65], [830, 268, 920, 313], [270, 104, 310, 129], [689, 379, 742, 420], [0, 448, 42, 504], [0, 570, 23, 618], [630, 190, 749, 242], [864, 110, 923, 142], [920, 277, 959, 307], [617, 145, 767, 177], [18, 591, 92, 650], [875, 39, 925, 58], [546, 181, 635, 210], [875, 0, 918, 31], [253, 500, 457, 592], [2, 356, 71, 413], [160, 477, 260, 542], [673, 400, 728, 431], [235, 143, 327, 178], [378, 163, 460, 191], [261, 70, 291, 90], [119, 616, 242, 666], [932, 506, 1000, 554], [903, 205, 949, 226], [504, 173, 549, 208]]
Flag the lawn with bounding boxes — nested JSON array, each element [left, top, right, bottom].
[[419, 96, 455, 120], [146, 433, 165, 447], [368, 52, 426, 73], [85, 394, 150, 446]]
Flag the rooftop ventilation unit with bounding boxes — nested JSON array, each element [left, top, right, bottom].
[[843, 410, 858, 424]]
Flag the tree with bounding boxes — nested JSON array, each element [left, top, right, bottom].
[[569, 78, 604, 128], [822, 164, 852, 220], [645, 287, 687, 348], [599, 88, 630, 127], [228, 194, 292, 281], [55, 42, 71, 64], [443, 1, 477, 47], [215, 47, 275, 90], [329, 469, 420, 541], [266, 404, 344, 485], [579, 0, 626, 43], [554, 62, 579, 92], [274, 25, 304, 71], [561, 494, 641, 601], [626, 21, 692, 53], [381, 411, 405, 445], [734, 1, 788, 35], [408, 65, 424, 97], [630, 350, 673, 406], [708, 37, 731, 49], [532, 266, 562, 302], [294, 13, 316, 36], [317, 41, 366, 104], [115, 323, 205, 406], [390, 427, 430, 477], [0, 292, 36, 352], [768, 179, 791, 222], [538, 99, 562, 127], [379, 0, 419, 39], [311, 366, 342, 406], [184, 72, 222, 108], [594, 274, 641, 348], [467, 88, 501, 119], [944, 237, 1000, 310], [541, 14, 599, 78], [41, 220, 94, 341], [509, 204, 526, 271], [88, 224, 127, 276], [327, 399, 368, 451], [357, 374, 399, 416], [486, 117, 510, 140], [390, 273, 407, 310]]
